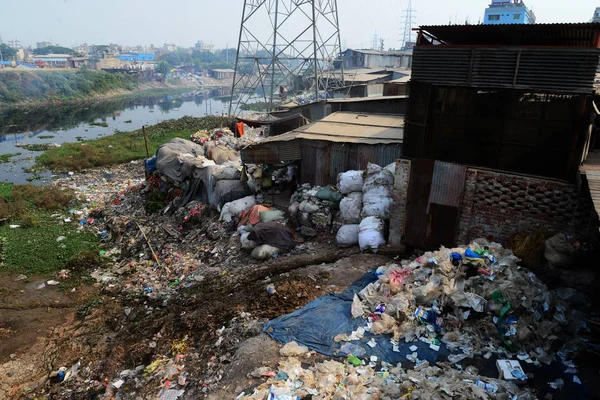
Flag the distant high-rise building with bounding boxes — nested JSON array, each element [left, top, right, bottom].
[[36, 41, 52, 49], [593, 7, 600, 23], [483, 0, 536, 25], [194, 41, 214, 53]]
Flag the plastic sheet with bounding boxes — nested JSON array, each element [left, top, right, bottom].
[[264, 270, 449, 364]]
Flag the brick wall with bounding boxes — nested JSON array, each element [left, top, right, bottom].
[[457, 168, 594, 245], [390, 159, 411, 246]]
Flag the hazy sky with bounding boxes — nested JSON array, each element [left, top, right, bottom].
[[0, 0, 598, 50]]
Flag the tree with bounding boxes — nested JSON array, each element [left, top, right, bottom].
[[0, 44, 16, 60], [156, 61, 170, 75], [33, 45, 77, 56]]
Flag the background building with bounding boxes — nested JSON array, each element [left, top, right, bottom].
[[593, 7, 600, 23], [116, 52, 155, 62], [484, 0, 536, 25], [194, 41, 214, 53], [342, 49, 412, 69]]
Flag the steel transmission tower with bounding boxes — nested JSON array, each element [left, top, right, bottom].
[[229, 0, 344, 116], [400, 0, 416, 50]]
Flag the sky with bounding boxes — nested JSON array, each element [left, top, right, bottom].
[[0, 0, 598, 50]]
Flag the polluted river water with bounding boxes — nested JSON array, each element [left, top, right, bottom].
[[0, 90, 236, 184]]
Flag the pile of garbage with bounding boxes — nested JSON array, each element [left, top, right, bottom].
[[336, 163, 395, 251], [289, 184, 342, 230], [239, 351, 533, 399], [344, 239, 585, 369]]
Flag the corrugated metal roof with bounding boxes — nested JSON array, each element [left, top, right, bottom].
[[327, 95, 408, 103], [418, 23, 600, 48], [345, 73, 391, 83], [244, 112, 404, 147]]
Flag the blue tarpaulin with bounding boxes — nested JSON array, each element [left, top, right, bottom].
[[264, 270, 450, 364]]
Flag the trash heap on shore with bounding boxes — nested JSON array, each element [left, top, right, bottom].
[[242, 239, 589, 399]]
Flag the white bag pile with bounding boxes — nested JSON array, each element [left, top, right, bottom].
[[361, 163, 394, 220], [336, 163, 394, 250]]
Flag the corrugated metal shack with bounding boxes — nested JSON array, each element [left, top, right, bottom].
[[393, 23, 600, 250], [241, 112, 404, 186]]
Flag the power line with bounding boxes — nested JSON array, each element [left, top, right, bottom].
[[400, 0, 416, 50]]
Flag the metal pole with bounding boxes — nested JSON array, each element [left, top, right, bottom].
[[228, 1, 248, 117], [312, 0, 319, 101], [142, 125, 150, 159], [334, 0, 344, 85], [269, 0, 280, 110]]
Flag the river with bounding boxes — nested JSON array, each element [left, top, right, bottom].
[[0, 89, 236, 184]]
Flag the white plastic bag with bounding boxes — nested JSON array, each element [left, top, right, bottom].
[[361, 196, 393, 219], [251, 244, 280, 260], [339, 195, 362, 224], [336, 224, 360, 247], [358, 216, 386, 252], [362, 186, 393, 219], [240, 231, 258, 250], [337, 170, 364, 194], [220, 195, 256, 222]]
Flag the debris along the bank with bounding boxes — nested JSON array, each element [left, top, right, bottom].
[[264, 239, 589, 397]]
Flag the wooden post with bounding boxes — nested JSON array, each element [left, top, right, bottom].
[[142, 125, 150, 159]]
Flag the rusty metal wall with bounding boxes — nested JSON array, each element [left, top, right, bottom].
[[412, 46, 600, 93]]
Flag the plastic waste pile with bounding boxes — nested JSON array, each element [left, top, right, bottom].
[[336, 163, 394, 251], [289, 184, 342, 230], [238, 353, 533, 399], [347, 239, 584, 367]]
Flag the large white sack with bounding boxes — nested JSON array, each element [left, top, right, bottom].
[[358, 216, 386, 252], [364, 169, 394, 192], [339, 196, 362, 224], [212, 165, 241, 181], [384, 162, 396, 175], [220, 195, 256, 222], [337, 170, 364, 194], [336, 224, 360, 247], [240, 231, 258, 250], [251, 244, 280, 260], [361, 196, 393, 219]]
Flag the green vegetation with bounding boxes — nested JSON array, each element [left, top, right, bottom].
[[240, 101, 271, 112], [37, 135, 55, 139], [0, 44, 16, 59], [37, 116, 224, 172], [89, 121, 109, 127], [0, 69, 138, 104], [33, 45, 78, 56], [124, 119, 132, 123], [0, 184, 99, 274], [0, 153, 21, 163], [20, 144, 55, 151]]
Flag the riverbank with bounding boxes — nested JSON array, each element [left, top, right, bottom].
[[35, 115, 225, 172], [0, 82, 209, 111]]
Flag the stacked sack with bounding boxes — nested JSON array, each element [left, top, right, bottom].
[[335, 171, 364, 247], [289, 184, 341, 229], [358, 163, 394, 252]]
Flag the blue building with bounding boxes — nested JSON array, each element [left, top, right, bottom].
[[484, 0, 536, 25], [116, 52, 155, 62]]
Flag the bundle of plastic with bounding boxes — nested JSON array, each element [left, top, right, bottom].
[[349, 239, 573, 363], [361, 163, 394, 220], [289, 184, 340, 229]]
